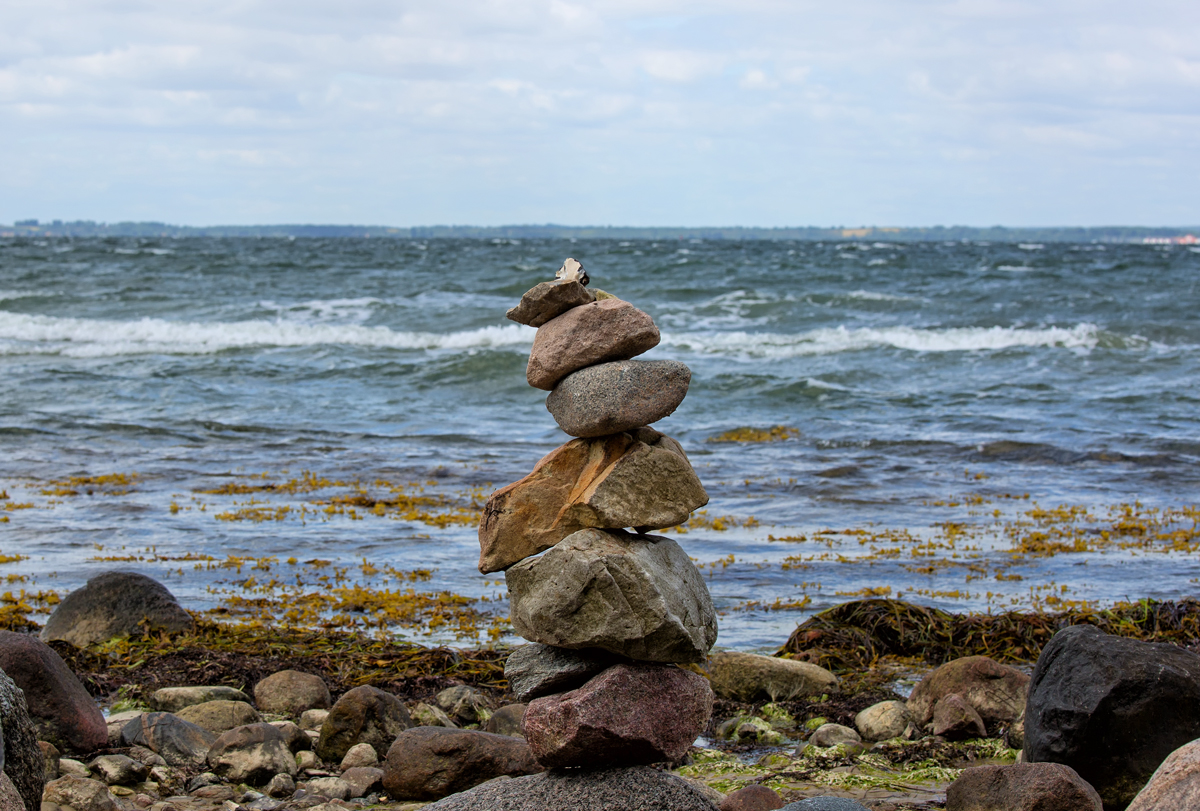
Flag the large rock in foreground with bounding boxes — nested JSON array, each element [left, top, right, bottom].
[[39, 571, 193, 648], [526, 298, 660, 390], [507, 528, 717, 663], [1025, 625, 1200, 810], [121, 712, 216, 768], [478, 428, 707, 573], [207, 723, 298, 785], [507, 280, 595, 328], [0, 668, 46, 811], [422, 765, 720, 811], [1127, 738, 1200, 811], [707, 651, 838, 703], [382, 727, 541, 801], [547, 359, 691, 438], [523, 663, 713, 768], [907, 655, 1029, 734], [316, 685, 414, 763], [0, 632, 107, 753], [946, 762, 1102, 810]]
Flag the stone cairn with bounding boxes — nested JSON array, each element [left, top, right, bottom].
[[479, 258, 720, 771]]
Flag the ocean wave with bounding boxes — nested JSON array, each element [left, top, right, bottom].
[[0, 312, 532, 357], [661, 323, 1135, 357]]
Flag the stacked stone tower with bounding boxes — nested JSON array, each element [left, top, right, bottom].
[[478, 259, 719, 771]]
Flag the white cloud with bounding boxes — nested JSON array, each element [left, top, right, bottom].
[[0, 0, 1197, 226]]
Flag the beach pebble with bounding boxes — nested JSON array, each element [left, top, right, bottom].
[[526, 298, 659, 391], [338, 766, 383, 799], [175, 700, 262, 736], [263, 773, 295, 798], [106, 710, 143, 746], [58, 759, 92, 778], [409, 702, 457, 728], [1127, 738, 1200, 811], [295, 750, 320, 771], [207, 723, 298, 786], [417, 765, 717, 811], [382, 727, 541, 801], [506, 280, 595, 328], [478, 430, 707, 573], [40, 740, 62, 782], [1024, 625, 1200, 810], [0, 630, 108, 753], [303, 776, 351, 801], [546, 359, 691, 437], [88, 754, 148, 786], [483, 704, 527, 738], [946, 762, 1101, 811], [808, 723, 861, 748], [39, 571, 193, 649], [507, 528, 717, 663], [298, 709, 329, 731], [504, 644, 619, 703], [266, 721, 311, 753], [338, 743, 377, 771], [122, 713, 216, 769], [523, 663, 712, 768], [933, 694, 986, 740], [149, 686, 251, 714], [855, 700, 913, 742], [42, 775, 120, 811], [435, 685, 491, 726], [780, 799, 869, 811], [720, 784, 785, 811], [254, 670, 332, 717], [707, 651, 838, 703], [907, 655, 1028, 734], [315, 685, 413, 763]]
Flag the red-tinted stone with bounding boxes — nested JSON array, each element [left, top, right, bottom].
[[381, 727, 541, 801], [526, 298, 659, 391], [907, 655, 1028, 733], [0, 631, 107, 753], [522, 663, 713, 768], [933, 693, 987, 741], [946, 762, 1102, 811], [719, 784, 785, 811]]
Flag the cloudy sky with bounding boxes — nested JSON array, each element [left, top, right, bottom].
[[2, 0, 1198, 227]]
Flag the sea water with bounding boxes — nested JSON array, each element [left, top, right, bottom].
[[1, 236, 1198, 651]]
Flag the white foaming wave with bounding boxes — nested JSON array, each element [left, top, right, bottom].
[[0, 312, 532, 357], [995, 265, 1034, 272], [661, 324, 1107, 358], [844, 289, 926, 303]]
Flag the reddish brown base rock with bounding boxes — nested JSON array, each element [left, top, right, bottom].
[[522, 663, 713, 768]]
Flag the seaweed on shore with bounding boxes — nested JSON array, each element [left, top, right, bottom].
[[44, 617, 508, 705], [781, 597, 1200, 670]]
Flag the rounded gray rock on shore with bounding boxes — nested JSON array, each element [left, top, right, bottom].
[[422, 765, 720, 810], [547, 359, 691, 437], [781, 799, 869, 811], [40, 571, 193, 648]]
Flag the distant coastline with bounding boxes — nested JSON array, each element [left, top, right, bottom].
[[2, 219, 1198, 243]]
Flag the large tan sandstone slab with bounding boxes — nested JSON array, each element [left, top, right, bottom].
[[706, 651, 838, 702], [478, 428, 707, 573], [506, 528, 717, 663], [526, 298, 660, 390]]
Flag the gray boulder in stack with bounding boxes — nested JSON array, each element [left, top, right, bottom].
[[477, 260, 718, 779]]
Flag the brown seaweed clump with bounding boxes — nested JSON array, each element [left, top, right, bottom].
[[780, 597, 1200, 670]]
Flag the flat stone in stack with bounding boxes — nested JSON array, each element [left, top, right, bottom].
[[506, 279, 595, 328], [526, 298, 660, 390], [547, 359, 691, 437], [504, 644, 623, 703], [477, 427, 708, 573], [506, 528, 717, 663]]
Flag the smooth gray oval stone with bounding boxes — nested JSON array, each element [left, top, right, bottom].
[[546, 360, 690, 438]]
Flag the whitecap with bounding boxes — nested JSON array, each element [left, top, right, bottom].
[[0, 312, 532, 357], [995, 265, 1034, 272], [659, 323, 1118, 358], [1018, 243, 1044, 250]]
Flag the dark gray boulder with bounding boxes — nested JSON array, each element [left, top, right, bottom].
[[121, 712, 216, 768], [780, 800, 869, 811], [504, 644, 620, 702], [422, 765, 719, 810], [1025, 624, 1200, 810], [0, 668, 45, 811], [40, 571, 192, 648]]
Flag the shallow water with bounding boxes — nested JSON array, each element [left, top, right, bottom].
[[1, 236, 1198, 650]]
